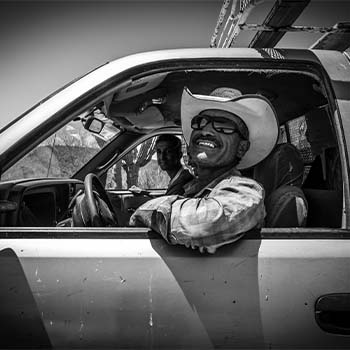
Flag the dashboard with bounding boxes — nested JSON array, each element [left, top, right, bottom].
[[0, 179, 84, 227]]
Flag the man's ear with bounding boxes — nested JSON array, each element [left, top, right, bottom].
[[237, 140, 250, 159]]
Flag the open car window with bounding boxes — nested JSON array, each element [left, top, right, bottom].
[[0, 58, 346, 230], [98, 67, 342, 229]]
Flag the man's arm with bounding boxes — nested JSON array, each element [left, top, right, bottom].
[[170, 177, 265, 250], [130, 176, 265, 252]]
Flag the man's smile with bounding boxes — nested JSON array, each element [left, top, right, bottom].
[[193, 135, 221, 150], [197, 140, 216, 148]]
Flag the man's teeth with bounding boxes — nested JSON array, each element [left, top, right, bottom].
[[198, 141, 215, 148]]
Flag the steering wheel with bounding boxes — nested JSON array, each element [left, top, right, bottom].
[[72, 173, 118, 227]]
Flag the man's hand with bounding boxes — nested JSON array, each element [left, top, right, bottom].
[[129, 185, 152, 196], [129, 195, 179, 241]]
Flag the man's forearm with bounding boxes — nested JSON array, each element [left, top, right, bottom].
[[130, 177, 265, 250], [169, 188, 265, 247]]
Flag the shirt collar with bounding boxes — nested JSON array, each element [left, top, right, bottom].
[[168, 167, 185, 188], [184, 167, 241, 197]]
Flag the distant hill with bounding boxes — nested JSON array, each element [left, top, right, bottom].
[[2, 145, 99, 180], [3, 145, 171, 192]]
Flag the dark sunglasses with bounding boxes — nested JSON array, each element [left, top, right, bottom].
[[191, 115, 247, 139]]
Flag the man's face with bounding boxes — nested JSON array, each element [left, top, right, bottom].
[[156, 141, 181, 171], [189, 111, 248, 169]]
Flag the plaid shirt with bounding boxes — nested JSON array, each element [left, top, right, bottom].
[[130, 168, 265, 253]]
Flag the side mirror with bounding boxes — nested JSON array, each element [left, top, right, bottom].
[[84, 116, 105, 134]]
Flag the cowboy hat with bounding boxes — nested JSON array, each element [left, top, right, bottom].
[[181, 87, 279, 169]]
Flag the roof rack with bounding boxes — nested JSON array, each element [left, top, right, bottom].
[[309, 22, 350, 51], [248, 0, 310, 48], [211, 0, 350, 51]]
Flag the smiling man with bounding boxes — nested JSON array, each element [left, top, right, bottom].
[[130, 87, 279, 253]]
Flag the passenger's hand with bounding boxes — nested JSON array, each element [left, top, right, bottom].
[[129, 185, 152, 196]]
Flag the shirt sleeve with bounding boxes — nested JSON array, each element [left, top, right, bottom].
[[169, 177, 265, 249], [129, 195, 180, 241], [130, 176, 265, 251]]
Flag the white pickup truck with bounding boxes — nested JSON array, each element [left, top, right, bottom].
[[0, 48, 349, 349]]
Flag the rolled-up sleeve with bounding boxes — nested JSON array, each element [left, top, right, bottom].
[[169, 177, 265, 248], [130, 176, 265, 251], [129, 195, 179, 241]]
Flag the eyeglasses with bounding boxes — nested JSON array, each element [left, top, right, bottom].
[[191, 115, 247, 139]]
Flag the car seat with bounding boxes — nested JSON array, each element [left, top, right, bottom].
[[302, 106, 343, 227], [253, 143, 308, 227]]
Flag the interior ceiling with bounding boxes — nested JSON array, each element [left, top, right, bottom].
[[109, 70, 327, 128]]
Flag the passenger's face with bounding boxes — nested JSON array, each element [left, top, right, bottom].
[[156, 141, 181, 171], [189, 112, 246, 169]]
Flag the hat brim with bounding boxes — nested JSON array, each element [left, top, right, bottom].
[[181, 88, 279, 169]]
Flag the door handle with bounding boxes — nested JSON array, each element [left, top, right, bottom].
[[315, 293, 350, 335]]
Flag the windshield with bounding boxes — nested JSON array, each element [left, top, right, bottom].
[[1, 105, 120, 180]]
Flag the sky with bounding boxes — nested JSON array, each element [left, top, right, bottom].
[[1, 0, 350, 128]]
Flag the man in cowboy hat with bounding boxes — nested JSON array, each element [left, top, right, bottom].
[[130, 87, 279, 253]]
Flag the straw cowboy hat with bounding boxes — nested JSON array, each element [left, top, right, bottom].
[[181, 87, 279, 169]]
